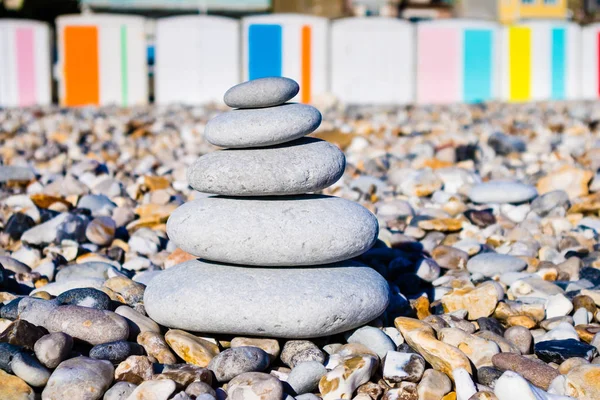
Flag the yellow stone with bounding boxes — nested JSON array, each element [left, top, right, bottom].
[[30, 193, 72, 209], [418, 218, 463, 232], [144, 175, 171, 191], [164, 329, 219, 367], [394, 317, 434, 337], [565, 364, 600, 400], [0, 369, 35, 400], [164, 248, 197, 269], [441, 392, 456, 400], [441, 282, 499, 320], [506, 315, 536, 329], [537, 165, 593, 199], [412, 296, 431, 320]]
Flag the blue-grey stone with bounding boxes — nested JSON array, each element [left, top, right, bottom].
[[224, 77, 299, 109], [42, 356, 114, 399], [144, 259, 389, 338], [0, 342, 23, 374], [57, 288, 112, 310], [77, 194, 116, 215], [89, 340, 145, 363], [0, 166, 35, 183], [286, 361, 326, 395], [534, 339, 597, 363], [208, 346, 270, 382], [1, 298, 22, 320], [204, 103, 321, 148], [187, 138, 345, 196]]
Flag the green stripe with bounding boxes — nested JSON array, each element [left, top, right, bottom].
[[120, 25, 128, 106]]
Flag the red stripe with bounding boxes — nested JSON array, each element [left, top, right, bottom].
[[597, 32, 600, 97]]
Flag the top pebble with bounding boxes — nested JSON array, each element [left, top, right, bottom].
[[224, 77, 300, 109]]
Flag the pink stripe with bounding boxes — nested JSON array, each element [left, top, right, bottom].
[[417, 27, 460, 104], [15, 28, 36, 107]]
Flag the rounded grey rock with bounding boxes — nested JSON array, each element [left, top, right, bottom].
[[224, 77, 299, 109], [468, 181, 537, 204], [10, 351, 51, 387], [42, 356, 114, 400], [44, 305, 129, 345], [34, 332, 74, 369], [204, 103, 321, 148], [286, 361, 326, 395], [467, 253, 528, 277], [188, 138, 345, 196], [208, 346, 270, 382], [345, 326, 396, 359], [144, 259, 389, 338], [166, 195, 378, 266]]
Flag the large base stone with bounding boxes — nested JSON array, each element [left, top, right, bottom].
[[144, 260, 389, 338], [166, 195, 379, 266]]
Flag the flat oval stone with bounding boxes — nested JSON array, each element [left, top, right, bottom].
[[144, 259, 389, 338], [467, 253, 528, 277], [204, 103, 322, 148], [224, 77, 299, 109], [468, 181, 537, 204], [188, 138, 345, 196], [166, 195, 378, 266]]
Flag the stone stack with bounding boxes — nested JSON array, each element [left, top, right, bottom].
[[144, 77, 389, 338]]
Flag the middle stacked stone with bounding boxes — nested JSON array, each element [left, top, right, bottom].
[[145, 77, 389, 338]]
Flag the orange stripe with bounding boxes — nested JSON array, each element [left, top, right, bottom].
[[301, 25, 311, 104], [64, 26, 99, 106]]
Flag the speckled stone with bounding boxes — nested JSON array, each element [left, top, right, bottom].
[[42, 356, 114, 400], [56, 288, 111, 310], [208, 346, 270, 382], [204, 103, 321, 148], [34, 333, 73, 369], [187, 138, 345, 196], [166, 195, 378, 266], [281, 340, 326, 368], [224, 77, 299, 109], [145, 259, 389, 338], [89, 340, 145, 364]]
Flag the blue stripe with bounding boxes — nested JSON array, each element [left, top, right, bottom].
[[248, 24, 282, 80], [551, 27, 566, 100], [463, 29, 493, 103]]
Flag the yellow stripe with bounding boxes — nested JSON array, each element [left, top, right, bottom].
[[509, 26, 531, 102]]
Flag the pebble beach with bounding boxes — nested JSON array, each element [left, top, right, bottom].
[[3, 80, 600, 400]]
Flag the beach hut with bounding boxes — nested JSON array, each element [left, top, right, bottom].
[[330, 18, 414, 105], [242, 14, 328, 104], [0, 20, 51, 108], [580, 23, 600, 100], [56, 14, 148, 107], [501, 21, 580, 102], [416, 19, 501, 105], [155, 15, 239, 105]]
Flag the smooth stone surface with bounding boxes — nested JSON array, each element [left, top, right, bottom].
[[145, 259, 389, 338], [208, 346, 270, 382], [383, 351, 426, 383], [286, 361, 326, 395], [224, 77, 299, 108], [44, 305, 129, 345], [115, 305, 160, 340], [345, 326, 396, 359], [10, 351, 50, 387], [42, 357, 114, 400], [34, 332, 73, 369], [166, 195, 378, 266], [103, 381, 137, 400], [492, 353, 560, 390], [468, 181, 537, 204], [227, 372, 283, 400], [188, 138, 345, 196], [0, 166, 35, 182], [205, 103, 321, 148], [127, 379, 176, 400], [494, 371, 570, 400], [0, 369, 35, 400], [467, 253, 528, 277]]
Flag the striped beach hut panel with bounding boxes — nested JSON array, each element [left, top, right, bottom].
[[155, 16, 239, 105], [0, 20, 51, 107], [581, 23, 600, 100], [242, 14, 328, 104], [501, 21, 580, 102], [416, 19, 500, 105], [331, 18, 414, 105], [57, 15, 148, 107]]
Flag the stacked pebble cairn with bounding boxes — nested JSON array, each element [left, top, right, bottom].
[[144, 77, 390, 339]]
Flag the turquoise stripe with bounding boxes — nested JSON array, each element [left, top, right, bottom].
[[248, 24, 282, 80], [463, 29, 493, 103], [120, 25, 128, 106], [551, 27, 566, 100]]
